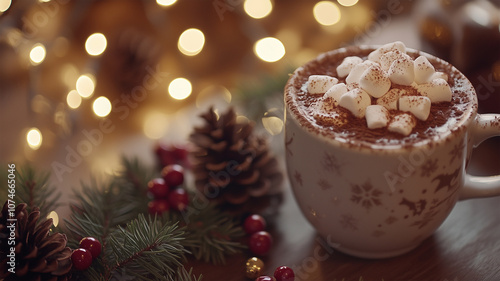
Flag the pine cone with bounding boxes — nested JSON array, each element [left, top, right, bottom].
[[190, 107, 283, 207], [0, 202, 72, 281]]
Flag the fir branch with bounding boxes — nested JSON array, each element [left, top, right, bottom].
[[164, 195, 246, 265], [104, 214, 189, 281], [64, 157, 151, 246], [13, 165, 61, 219], [176, 266, 203, 281]]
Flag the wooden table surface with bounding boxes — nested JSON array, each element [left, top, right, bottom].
[[187, 137, 500, 281]]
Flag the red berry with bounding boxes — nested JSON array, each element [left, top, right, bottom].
[[79, 237, 102, 259], [148, 178, 170, 199], [71, 248, 93, 270], [256, 276, 275, 281], [168, 188, 189, 211], [274, 266, 295, 281], [244, 214, 266, 234], [248, 231, 272, 256], [148, 199, 170, 215], [155, 144, 188, 167], [161, 164, 184, 187]]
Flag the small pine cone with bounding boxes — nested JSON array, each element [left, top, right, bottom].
[[190, 107, 283, 207], [0, 202, 72, 281]]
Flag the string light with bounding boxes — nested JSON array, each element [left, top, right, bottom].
[[66, 90, 82, 109], [156, 0, 176, 6], [254, 37, 286, 62], [337, 0, 358, 7], [29, 43, 46, 65], [0, 0, 11, 13], [314, 1, 341, 26], [178, 28, 205, 56], [76, 74, 95, 98], [168, 78, 192, 100], [85, 33, 107, 56], [244, 0, 273, 19], [93, 96, 112, 117], [26, 128, 42, 150]]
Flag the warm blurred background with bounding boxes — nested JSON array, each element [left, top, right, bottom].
[[1, 0, 499, 213]]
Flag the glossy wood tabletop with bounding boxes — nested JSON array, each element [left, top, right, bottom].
[[187, 137, 500, 281]]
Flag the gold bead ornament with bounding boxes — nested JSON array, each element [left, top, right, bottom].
[[245, 257, 264, 279]]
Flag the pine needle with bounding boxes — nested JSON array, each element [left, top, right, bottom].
[[14, 165, 61, 219], [163, 194, 246, 265], [105, 214, 188, 280]]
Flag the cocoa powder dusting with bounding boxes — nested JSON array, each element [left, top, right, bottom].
[[285, 46, 475, 147]]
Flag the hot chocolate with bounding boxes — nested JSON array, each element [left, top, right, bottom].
[[285, 42, 475, 148]]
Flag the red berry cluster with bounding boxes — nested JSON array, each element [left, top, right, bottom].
[[245, 214, 272, 256], [71, 237, 102, 271], [148, 164, 189, 215], [155, 143, 189, 168], [244, 214, 295, 281]]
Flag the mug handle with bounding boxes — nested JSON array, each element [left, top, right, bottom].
[[460, 114, 500, 200]]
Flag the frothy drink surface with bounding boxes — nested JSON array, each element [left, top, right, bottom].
[[285, 43, 475, 148]]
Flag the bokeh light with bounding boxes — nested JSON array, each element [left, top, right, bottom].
[[143, 112, 169, 139], [314, 1, 341, 26], [254, 37, 286, 62], [0, 0, 11, 12], [178, 28, 205, 56], [66, 90, 82, 109], [76, 74, 95, 98], [337, 0, 358, 7], [29, 43, 46, 65], [168, 78, 192, 100], [156, 0, 176, 6], [26, 128, 42, 150], [85, 33, 107, 56], [93, 96, 112, 117], [244, 0, 273, 19], [47, 211, 59, 227]]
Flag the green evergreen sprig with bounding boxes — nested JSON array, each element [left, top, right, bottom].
[[163, 196, 247, 264], [104, 214, 187, 280], [14, 165, 61, 219]]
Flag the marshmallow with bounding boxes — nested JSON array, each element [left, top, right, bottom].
[[368, 41, 406, 64], [415, 78, 452, 103], [399, 96, 431, 121], [376, 88, 405, 110], [414, 56, 435, 84], [388, 55, 415, 86], [324, 83, 348, 105], [388, 113, 417, 136], [307, 75, 338, 94], [379, 51, 405, 71], [338, 88, 371, 118], [365, 105, 390, 129], [359, 65, 391, 98], [346, 60, 377, 85], [337, 56, 363, 78], [316, 96, 336, 113], [430, 71, 448, 82]]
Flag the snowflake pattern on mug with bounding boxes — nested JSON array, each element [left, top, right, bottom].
[[420, 158, 439, 177], [432, 167, 461, 193], [339, 214, 358, 231], [321, 152, 343, 175], [317, 178, 333, 190], [285, 133, 295, 157], [448, 139, 465, 164], [350, 181, 383, 211], [294, 170, 303, 187]]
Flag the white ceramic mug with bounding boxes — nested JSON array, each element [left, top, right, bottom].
[[284, 46, 500, 259]]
